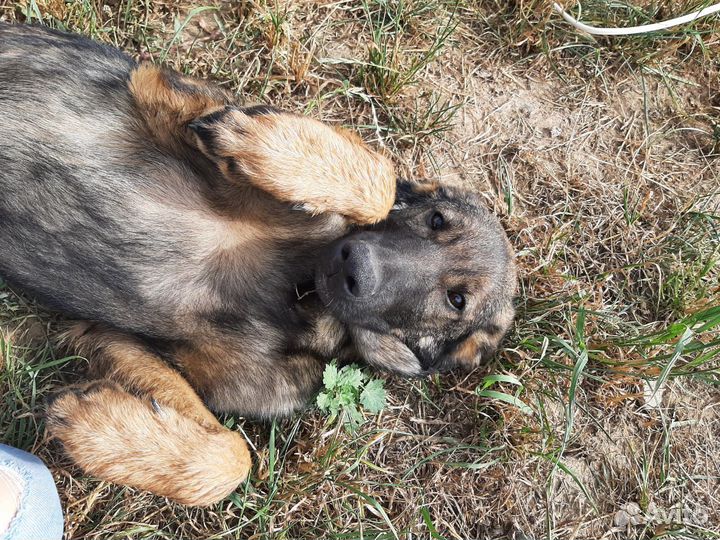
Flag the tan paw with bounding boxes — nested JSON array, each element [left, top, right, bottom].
[[190, 107, 396, 225], [46, 380, 251, 506]]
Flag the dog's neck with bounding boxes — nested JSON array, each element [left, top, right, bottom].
[[287, 278, 354, 361]]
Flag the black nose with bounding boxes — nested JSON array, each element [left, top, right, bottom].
[[338, 240, 379, 297]]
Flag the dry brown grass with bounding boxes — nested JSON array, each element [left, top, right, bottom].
[[1, 1, 719, 539]]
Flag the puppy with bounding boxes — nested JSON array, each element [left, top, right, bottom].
[[0, 23, 516, 505]]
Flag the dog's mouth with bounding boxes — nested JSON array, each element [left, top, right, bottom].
[[314, 267, 349, 309]]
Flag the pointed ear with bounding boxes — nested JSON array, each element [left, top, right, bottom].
[[350, 328, 424, 377], [189, 107, 397, 224]]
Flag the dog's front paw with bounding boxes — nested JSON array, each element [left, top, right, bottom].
[[46, 381, 251, 506], [189, 106, 396, 224]]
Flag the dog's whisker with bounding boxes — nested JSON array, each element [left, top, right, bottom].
[[296, 287, 317, 301]]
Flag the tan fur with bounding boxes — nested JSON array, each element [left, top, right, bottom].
[[412, 181, 441, 194], [452, 332, 489, 368], [129, 64, 395, 225], [193, 109, 396, 225], [46, 381, 250, 506], [67, 323, 219, 427], [452, 303, 517, 368], [129, 63, 231, 150], [296, 313, 347, 358], [47, 325, 252, 505], [3, 25, 517, 510]]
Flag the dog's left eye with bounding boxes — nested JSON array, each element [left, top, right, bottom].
[[447, 291, 466, 310], [429, 212, 444, 230]]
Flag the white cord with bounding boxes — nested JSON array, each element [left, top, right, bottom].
[[553, 1, 720, 36]]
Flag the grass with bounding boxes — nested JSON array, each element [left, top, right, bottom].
[[1, 0, 720, 538]]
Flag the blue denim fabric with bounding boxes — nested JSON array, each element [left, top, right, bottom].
[[0, 444, 63, 540]]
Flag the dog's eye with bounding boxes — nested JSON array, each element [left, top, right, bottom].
[[429, 212, 444, 230], [447, 291, 466, 310]]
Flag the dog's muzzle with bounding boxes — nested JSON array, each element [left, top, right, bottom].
[[335, 239, 380, 298]]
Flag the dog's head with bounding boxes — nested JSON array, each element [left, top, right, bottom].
[[316, 181, 517, 376]]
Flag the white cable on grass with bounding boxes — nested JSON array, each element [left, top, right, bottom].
[[553, 1, 720, 36]]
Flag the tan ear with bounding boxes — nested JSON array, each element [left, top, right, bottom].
[[447, 304, 515, 369], [189, 107, 396, 225], [350, 327, 424, 376]]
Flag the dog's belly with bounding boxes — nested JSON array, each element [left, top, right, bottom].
[[0, 25, 257, 336], [0, 154, 216, 337]]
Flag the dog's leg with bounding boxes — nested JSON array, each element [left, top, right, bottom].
[[129, 63, 395, 224], [128, 62, 232, 151], [46, 325, 251, 506], [188, 107, 397, 225], [176, 344, 327, 418]]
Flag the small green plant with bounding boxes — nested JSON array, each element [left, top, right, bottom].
[[316, 361, 386, 430]]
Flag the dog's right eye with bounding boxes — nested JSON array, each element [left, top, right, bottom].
[[429, 212, 444, 230]]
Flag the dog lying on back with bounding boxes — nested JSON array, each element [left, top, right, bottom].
[[0, 23, 517, 505]]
